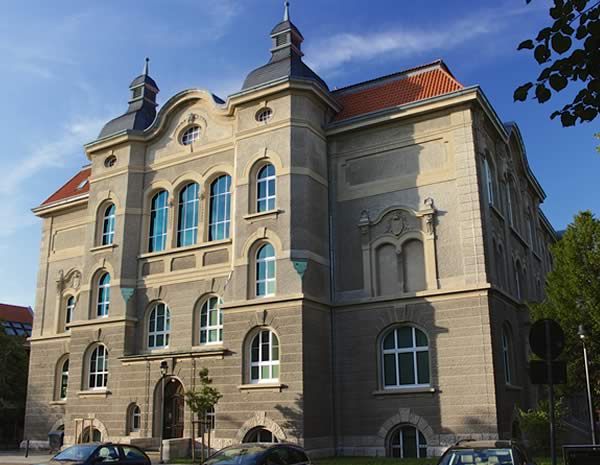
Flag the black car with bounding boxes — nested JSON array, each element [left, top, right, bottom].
[[436, 440, 536, 465], [204, 443, 310, 465], [36, 443, 151, 465]]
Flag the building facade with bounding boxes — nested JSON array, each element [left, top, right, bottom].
[[24, 5, 556, 458]]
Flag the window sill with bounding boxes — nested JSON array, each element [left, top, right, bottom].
[[49, 400, 67, 406], [238, 383, 286, 392], [373, 386, 436, 396], [77, 389, 111, 398], [90, 244, 117, 254], [243, 209, 283, 223], [138, 239, 231, 260], [505, 383, 523, 392]]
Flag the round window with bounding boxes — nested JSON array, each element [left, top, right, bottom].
[[181, 126, 201, 145], [104, 155, 117, 168], [256, 108, 273, 123]]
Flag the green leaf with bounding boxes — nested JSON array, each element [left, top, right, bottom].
[[535, 83, 552, 103], [534, 44, 551, 63], [552, 33, 572, 54], [518, 39, 535, 50], [514, 82, 534, 101], [549, 73, 568, 91], [561, 112, 576, 126]]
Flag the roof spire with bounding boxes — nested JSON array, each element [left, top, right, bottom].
[[283, 1, 289, 21], [143, 57, 149, 76]]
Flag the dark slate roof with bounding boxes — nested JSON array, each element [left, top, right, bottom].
[[242, 49, 329, 91], [130, 73, 158, 89], [98, 103, 156, 139], [271, 19, 303, 39]]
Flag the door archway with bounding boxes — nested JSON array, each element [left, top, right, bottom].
[[163, 378, 184, 439]]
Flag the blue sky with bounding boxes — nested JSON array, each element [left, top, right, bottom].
[[0, 0, 598, 307]]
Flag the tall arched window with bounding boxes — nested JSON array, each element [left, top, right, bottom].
[[209, 175, 231, 241], [483, 156, 495, 206], [97, 272, 110, 318], [177, 182, 199, 247], [250, 329, 279, 383], [388, 425, 427, 458], [149, 190, 169, 252], [256, 243, 275, 297], [102, 204, 116, 246], [200, 296, 223, 344], [382, 326, 430, 389], [128, 404, 141, 433], [88, 344, 108, 389], [502, 325, 513, 385], [59, 358, 69, 400], [148, 303, 170, 349], [257, 164, 276, 212], [65, 296, 75, 327]]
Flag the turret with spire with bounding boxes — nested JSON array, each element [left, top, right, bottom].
[[97, 57, 160, 139], [241, 1, 328, 91]]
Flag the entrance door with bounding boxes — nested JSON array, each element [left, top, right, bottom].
[[163, 378, 184, 439]]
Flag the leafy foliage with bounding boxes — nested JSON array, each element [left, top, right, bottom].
[[529, 211, 600, 398], [184, 367, 222, 418], [519, 399, 567, 456], [0, 323, 29, 409], [515, 1, 600, 126]]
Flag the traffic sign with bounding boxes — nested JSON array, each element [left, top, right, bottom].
[[529, 319, 565, 360], [530, 360, 567, 385]]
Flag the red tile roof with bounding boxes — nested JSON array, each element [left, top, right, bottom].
[[41, 167, 91, 206], [332, 60, 463, 121], [0, 304, 33, 324]]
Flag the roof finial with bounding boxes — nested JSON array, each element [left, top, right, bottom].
[[283, 1, 289, 21], [143, 57, 149, 76]]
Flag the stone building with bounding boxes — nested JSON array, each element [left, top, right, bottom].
[[24, 4, 556, 458]]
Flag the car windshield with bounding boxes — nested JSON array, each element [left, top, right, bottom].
[[438, 448, 515, 465], [204, 446, 266, 465], [54, 445, 97, 461]]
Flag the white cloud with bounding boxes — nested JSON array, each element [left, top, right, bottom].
[[305, 6, 541, 74]]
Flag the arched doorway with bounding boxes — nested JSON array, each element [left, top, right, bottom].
[[163, 378, 184, 439], [244, 427, 278, 443], [81, 427, 102, 443]]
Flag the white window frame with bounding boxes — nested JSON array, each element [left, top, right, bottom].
[[256, 164, 276, 212], [148, 303, 170, 349], [208, 175, 231, 241], [88, 344, 108, 390], [502, 326, 513, 385], [483, 157, 495, 206], [130, 405, 141, 432], [388, 425, 428, 458], [199, 296, 223, 345], [256, 108, 273, 123], [65, 296, 75, 327], [181, 125, 201, 145], [96, 273, 110, 318], [250, 330, 280, 384], [382, 326, 430, 390], [59, 358, 69, 400], [149, 190, 169, 252], [102, 204, 115, 246], [177, 183, 199, 247], [256, 243, 276, 298]]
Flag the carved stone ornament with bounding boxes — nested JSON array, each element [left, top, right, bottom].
[[358, 210, 370, 235], [56, 270, 65, 292], [187, 112, 199, 124], [292, 259, 308, 279], [386, 212, 406, 237], [71, 271, 81, 290]]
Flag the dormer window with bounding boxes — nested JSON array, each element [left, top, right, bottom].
[[276, 34, 287, 47], [77, 179, 88, 190], [181, 126, 201, 145]]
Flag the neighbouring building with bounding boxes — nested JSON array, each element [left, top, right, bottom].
[[23, 3, 557, 458]]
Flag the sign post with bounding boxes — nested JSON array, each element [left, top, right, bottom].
[[529, 319, 566, 465]]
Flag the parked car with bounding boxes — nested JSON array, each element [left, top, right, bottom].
[[436, 440, 536, 465], [35, 443, 151, 465], [204, 443, 310, 465]]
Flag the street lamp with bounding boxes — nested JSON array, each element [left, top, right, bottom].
[[578, 324, 597, 445], [159, 361, 169, 463]]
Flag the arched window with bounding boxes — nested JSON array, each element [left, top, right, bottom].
[[382, 326, 430, 389], [149, 190, 169, 252], [200, 296, 223, 344], [96, 272, 110, 318], [257, 164, 276, 212], [514, 260, 526, 301], [65, 296, 75, 327], [483, 156, 495, 206], [88, 344, 108, 389], [388, 425, 427, 458], [244, 427, 278, 443], [148, 303, 170, 349], [102, 204, 116, 246], [177, 182, 199, 247], [82, 427, 102, 443], [256, 243, 275, 297], [208, 175, 231, 241], [128, 404, 141, 433], [495, 243, 506, 289], [502, 325, 513, 385], [250, 329, 279, 383], [58, 358, 69, 400]]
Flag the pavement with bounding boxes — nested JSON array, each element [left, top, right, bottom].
[[0, 451, 54, 465]]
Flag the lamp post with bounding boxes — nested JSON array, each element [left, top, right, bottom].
[[578, 324, 597, 445], [159, 360, 169, 463]]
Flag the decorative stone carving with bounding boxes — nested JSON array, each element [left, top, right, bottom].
[[292, 259, 308, 278], [386, 212, 406, 237], [121, 288, 135, 304], [358, 210, 370, 236], [56, 270, 65, 292]]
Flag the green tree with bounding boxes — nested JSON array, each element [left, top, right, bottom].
[[514, 0, 600, 126], [529, 211, 600, 398], [0, 323, 29, 409], [185, 368, 222, 463]]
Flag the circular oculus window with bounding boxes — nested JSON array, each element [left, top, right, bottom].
[[104, 155, 117, 168], [256, 108, 273, 123], [181, 125, 202, 145]]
